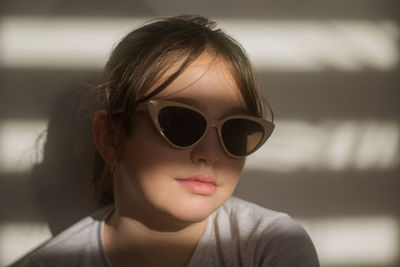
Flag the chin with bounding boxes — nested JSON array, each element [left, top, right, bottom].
[[167, 196, 223, 224]]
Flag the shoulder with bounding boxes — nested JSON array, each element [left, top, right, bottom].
[[204, 197, 320, 267], [217, 196, 294, 230], [11, 205, 113, 267]]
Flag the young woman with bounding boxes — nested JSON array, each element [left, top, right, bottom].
[[19, 15, 319, 267]]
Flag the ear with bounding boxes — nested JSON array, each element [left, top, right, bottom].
[[91, 110, 122, 167]]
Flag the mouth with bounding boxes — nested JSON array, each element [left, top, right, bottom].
[[176, 174, 217, 196]]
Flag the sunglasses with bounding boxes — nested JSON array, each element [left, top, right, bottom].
[[136, 100, 275, 158]]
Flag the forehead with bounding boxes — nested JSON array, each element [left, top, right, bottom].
[[155, 54, 246, 113]]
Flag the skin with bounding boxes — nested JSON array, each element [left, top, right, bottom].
[[93, 53, 248, 267]]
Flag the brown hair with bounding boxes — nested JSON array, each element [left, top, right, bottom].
[[92, 15, 272, 207]]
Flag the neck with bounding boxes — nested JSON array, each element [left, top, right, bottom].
[[104, 209, 208, 267]]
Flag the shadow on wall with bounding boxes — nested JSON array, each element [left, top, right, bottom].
[[31, 84, 98, 235]]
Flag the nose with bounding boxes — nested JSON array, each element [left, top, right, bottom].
[[190, 127, 224, 165]]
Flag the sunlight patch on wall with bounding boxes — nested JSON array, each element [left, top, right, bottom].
[[221, 19, 399, 71], [0, 120, 48, 173], [0, 17, 141, 70], [0, 16, 398, 71], [0, 222, 51, 266], [298, 216, 399, 266], [245, 120, 400, 172]]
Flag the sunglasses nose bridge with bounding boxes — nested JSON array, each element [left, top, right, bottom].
[[207, 119, 224, 144], [208, 119, 222, 133], [209, 119, 217, 129], [196, 119, 227, 156]]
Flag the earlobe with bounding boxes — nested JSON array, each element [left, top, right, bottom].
[[91, 110, 120, 167]]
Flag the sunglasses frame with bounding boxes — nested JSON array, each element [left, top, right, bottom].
[[136, 99, 275, 158]]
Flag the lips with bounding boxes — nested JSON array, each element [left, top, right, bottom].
[[176, 174, 216, 195]]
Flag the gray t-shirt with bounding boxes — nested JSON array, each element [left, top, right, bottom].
[[15, 197, 319, 267]]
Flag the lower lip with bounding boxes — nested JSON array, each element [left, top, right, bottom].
[[177, 179, 216, 195]]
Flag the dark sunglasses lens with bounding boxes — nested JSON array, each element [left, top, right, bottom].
[[158, 106, 206, 147], [222, 119, 265, 156]]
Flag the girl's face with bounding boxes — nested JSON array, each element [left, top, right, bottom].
[[114, 54, 247, 229]]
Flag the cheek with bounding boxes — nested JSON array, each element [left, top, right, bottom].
[[225, 158, 245, 177], [117, 116, 190, 188], [217, 157, 245, 191], [115, 118, 184, 205], [119, 118, 177, 174]]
